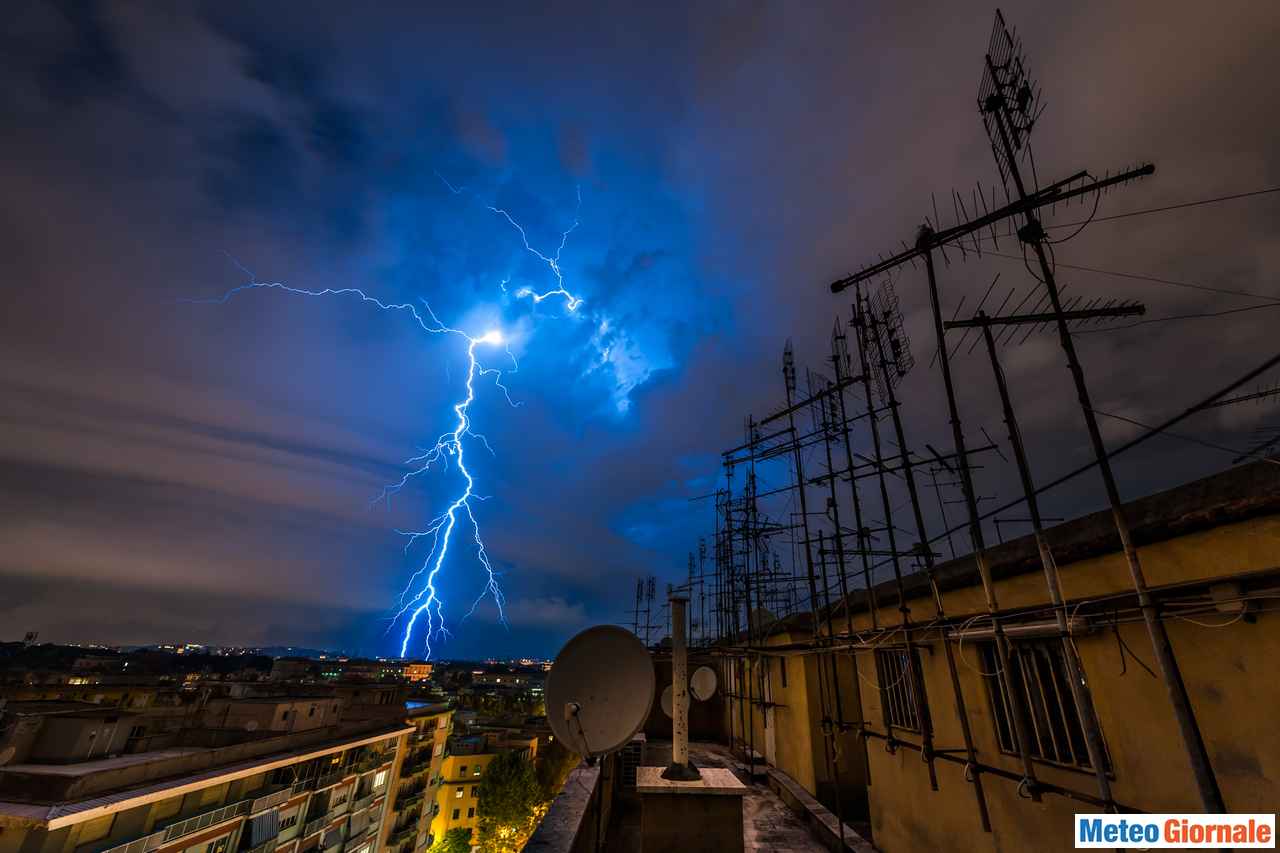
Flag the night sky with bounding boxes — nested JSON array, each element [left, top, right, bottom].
[[3, 1, 1278, 659]]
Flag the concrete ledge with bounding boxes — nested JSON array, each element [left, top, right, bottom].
[[525, 762, 600, 852], [767, 767, 878, 853]]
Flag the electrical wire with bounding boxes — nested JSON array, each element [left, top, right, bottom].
[[1092, 409, 1279, 465], [1052, 185, 1280, 228], [974, 185, 1280, 244], [983, 251, 1280, 304]]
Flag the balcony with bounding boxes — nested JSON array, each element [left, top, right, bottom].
[[396, 790, 424, 811], [315, 769, 347, 790], [242, 840, 278, 853], [302, 817, 329, 839], [388, 826, 417, 848], [355, 753, 391, 774], [399, 752, 432, 777], [102, 787, 283, 853], [350, 793, 375, 814], [250, 783, 302, 813], [100, 829, 166, 853], [162, 800, 253, 843]]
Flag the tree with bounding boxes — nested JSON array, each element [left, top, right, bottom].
[[534, 738, 580, 800], [475, 751, 542, 853], [428, 828, 471, 853]]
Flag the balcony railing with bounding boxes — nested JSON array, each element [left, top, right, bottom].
[[102, 781, 300, 853], [100, 828, 166, 853], [250, 783, 300, 814], [302, 817, 329, 839], [350, 793, 375, 814], [396, 791, 424, 812], [162, 800, 253, 843]]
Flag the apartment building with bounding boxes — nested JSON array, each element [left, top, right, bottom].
[[0, 691, 412, 853], [426, 732, 539, 842], [383, 703, 451, 853]]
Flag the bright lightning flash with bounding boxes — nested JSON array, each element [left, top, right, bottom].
[[191, 183, 585, 660]]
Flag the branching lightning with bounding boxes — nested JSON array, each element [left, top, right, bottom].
[[189, 181, 585, 658]]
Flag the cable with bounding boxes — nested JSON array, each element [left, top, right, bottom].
[[1055, 185, 1280, 228], [975, 185, 1280, 244], [983, 251, 1280, 305], [1092, 409, 1279, 465]]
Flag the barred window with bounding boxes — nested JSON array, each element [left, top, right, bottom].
[[980, 640, 1109, 771], [874, 647, 926, 732]]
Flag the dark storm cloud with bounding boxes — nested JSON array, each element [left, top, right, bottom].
[[2, 0, 1278, 658]]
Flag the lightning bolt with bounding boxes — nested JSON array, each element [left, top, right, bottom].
[[437, 172, 584, 312], [188, 180, 585, 659]]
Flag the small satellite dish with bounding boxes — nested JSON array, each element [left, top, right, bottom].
[[245, 720, 259, 732], [547, 625, 655, 757], [691, 666, 717, 701], [660, 684, 689, 718]]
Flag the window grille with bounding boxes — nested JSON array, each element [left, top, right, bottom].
[[874, 647, 926, 732], [979, 640, 1109, 771]]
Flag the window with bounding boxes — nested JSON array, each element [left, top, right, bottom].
[[373, 769, 387, 789], [470, 786, 478, 798], [874, 647, 927, 732], [466, 808, 474, 819], [454, 787, 464, 799], [281, 710, 289, 721], [308, 705, 317, 718], [980, 640, 1109, 771], [779, 658, 788, 688], [458, 764, 467, 776], [280, 814, 299, 830], [451, 809, 459, 821], [472, 766, 481, 777]]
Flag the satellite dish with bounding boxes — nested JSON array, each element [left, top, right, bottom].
[[691, 666, 717, 701], [245, 720, 259, 732], [547, 625, 654, 756]]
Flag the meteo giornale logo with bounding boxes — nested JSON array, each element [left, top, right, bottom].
[[1075, 814, 1276, 849]]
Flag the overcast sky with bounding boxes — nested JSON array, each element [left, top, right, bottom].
[[2, 0, 1278, 658]]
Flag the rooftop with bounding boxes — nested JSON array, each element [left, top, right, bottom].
[[529, 741, 876, 853]]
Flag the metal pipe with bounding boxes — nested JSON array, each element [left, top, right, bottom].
[[979, 317, 1116, 808], [663, 595, 698, 780]]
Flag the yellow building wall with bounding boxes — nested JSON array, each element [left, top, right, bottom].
[[720, 629, 868, 818], [835, 512, 1280, 853], [428, 753, 494, 841]]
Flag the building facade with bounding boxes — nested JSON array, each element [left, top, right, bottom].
[[0, 725, 409, 853], [719, 462, 1280, 852], [383, 703, 451, 853]]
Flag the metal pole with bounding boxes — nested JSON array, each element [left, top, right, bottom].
[[979, 315, 1115, 809], [831, 327, 881, 631], [849, 302, 942, 794], [919, 245, 1043, 803], [985, 70, 1225, 812]]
